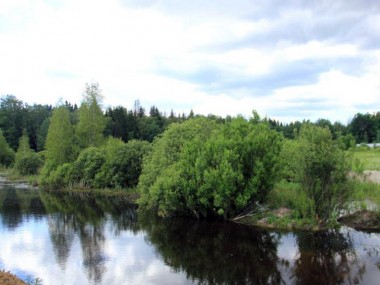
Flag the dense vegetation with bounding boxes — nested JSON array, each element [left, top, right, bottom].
[[1, 82, 379, 225]]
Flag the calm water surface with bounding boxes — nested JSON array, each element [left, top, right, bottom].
[[0, 184, 379, 285]]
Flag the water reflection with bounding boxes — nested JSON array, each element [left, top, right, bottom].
[[39, 191, 138, 283], [140, 216, 284, 284], [0, 187, 379, 284], [292, 230, 362, 285]]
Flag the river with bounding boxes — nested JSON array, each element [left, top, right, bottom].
[[0, 183, 379, 285]]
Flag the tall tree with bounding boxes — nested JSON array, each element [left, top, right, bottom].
[[0, 95, 26, 150], [45, 106, 75, 168], [76, 83, 106, 148]]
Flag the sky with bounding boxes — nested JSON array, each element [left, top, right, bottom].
[[1, 0, 380, 123]]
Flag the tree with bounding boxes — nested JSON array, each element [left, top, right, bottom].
[[14, 130, 42, 175], [0, 95, 26, 150], [44, 106, 76, 169], [76, 83, 106, 148], [0, 129, 15, 167], [349, 113, 376, 143]]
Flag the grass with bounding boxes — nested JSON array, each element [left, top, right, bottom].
[[350, 180, 380, 211], [350, 147, 380, 171]]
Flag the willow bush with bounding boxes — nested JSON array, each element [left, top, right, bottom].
[[138, 116, 283, 219]]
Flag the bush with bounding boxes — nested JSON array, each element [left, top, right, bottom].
[[95, 139, 151, 189], [68, 147, 106, 188], [14, 152, 43, 176], [286, 125, 352, 223], [138, 116, 283, 218], [14, 131, 42, 175]]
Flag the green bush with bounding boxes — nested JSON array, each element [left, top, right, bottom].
[[138, 116, 283, 218], [14, 152, 43, 176], [68, 147, 106, 188], [286, 124, 352, 222], [14, 131, 42, 175], [95, 138, 151, 188]]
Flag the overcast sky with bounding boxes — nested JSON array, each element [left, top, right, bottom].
[[1, 0, 380, 123]]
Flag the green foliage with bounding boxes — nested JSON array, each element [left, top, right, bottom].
[[44, 106, 76, 168], [138, 117, 283, 219], [138, 118, 218, 213], [284, 124, 352, 222], [76, 82, 106, 148], [0, 128, 15, 167], [69, 147, 106, 188], [95, 138, 151, 189], [14, 130, 42, 175], [268, 181, 315, 220]]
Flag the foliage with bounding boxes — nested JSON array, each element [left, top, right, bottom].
[[68, 147, 106, 188], [14, 130, 42, 175], [138, 118, 218, 213], [76, 83, 106, 148], [138, 116, 283, 219], [285, 124, 352, 223], [0, 129, 15, 167], [0, 95, 25, 150], [268, 181, 315, 220], [95, 138, 151, 189], [44, 106, 76, 169]]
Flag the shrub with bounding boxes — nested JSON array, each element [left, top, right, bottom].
[[138, 116, 283, 219], [95, 139, 151, 189], [68, 147, 106, 188], [288, 125, 352, 222], [14, 131, 42, 175]]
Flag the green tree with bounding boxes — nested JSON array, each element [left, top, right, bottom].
[[289, 125, 352, 223], [0, 95, 26, 150], [0, 129, 15, 167], [44, 106, 76, 169], [76, 83, 106, 148], [14, 130, 42, 175]]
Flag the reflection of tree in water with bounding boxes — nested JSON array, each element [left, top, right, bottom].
[[292, 230, 367, 285], [48, 213, 75, 270], [1, 188, 23, 230], [40, 191, 139, 284], [141, 216, 284, 285]]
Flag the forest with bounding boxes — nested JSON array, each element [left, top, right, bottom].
[[1, 82, 380, 227]]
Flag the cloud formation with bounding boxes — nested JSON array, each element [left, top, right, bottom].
[[0, 0, 379, 122]]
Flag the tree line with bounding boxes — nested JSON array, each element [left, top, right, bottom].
[[0, 82, 378, 224]]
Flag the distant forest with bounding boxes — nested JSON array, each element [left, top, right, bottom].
[[0, 93, 379, 152]]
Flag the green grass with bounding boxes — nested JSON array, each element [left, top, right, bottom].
[[350, 147, 380, 171], [350, 180, 380, 211], [268, 180, 316, 219]]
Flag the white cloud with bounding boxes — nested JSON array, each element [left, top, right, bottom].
[[0, 0, 379, 122]]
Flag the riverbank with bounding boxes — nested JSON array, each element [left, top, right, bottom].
[[1, 170, 379, 232]]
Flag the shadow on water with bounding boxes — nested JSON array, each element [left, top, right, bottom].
[[1, 186, 379, 284]]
